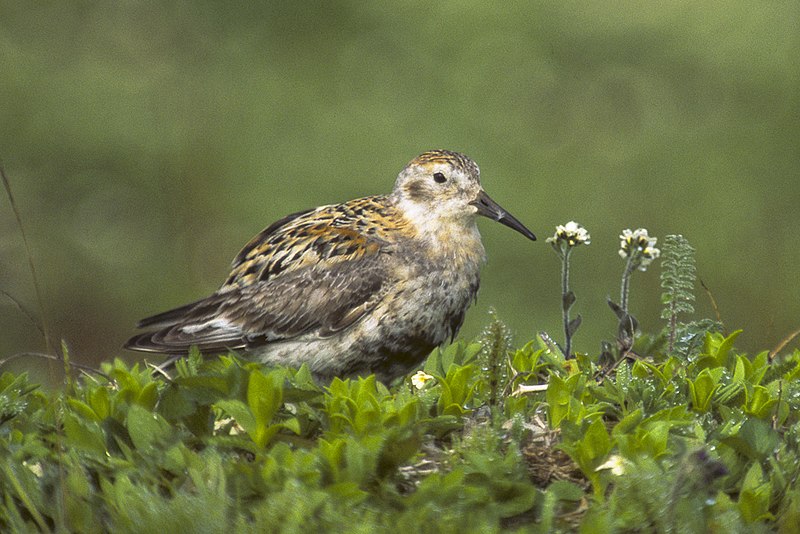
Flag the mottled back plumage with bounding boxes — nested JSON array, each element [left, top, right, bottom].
[[126, 150, 536, 383]]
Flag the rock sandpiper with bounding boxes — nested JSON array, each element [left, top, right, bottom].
[[125, 150, 536, 382]]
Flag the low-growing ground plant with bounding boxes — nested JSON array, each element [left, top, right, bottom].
[[2, 200, 800, 531]]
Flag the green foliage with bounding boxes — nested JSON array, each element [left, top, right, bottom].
[[3, 319, 800, 531]]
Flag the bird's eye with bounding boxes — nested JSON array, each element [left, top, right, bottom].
[[433, 172, 447, 184]]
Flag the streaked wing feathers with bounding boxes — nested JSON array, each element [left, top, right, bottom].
[[125, 200, 396, 354], [224, 198, 391, 289]]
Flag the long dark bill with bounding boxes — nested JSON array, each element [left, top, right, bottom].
[[471, 190, 536, 241]]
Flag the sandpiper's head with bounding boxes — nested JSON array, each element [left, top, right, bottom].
[[392, 150, 536, 241]]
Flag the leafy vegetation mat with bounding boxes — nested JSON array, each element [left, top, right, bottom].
[[2, 327, 800, 533]]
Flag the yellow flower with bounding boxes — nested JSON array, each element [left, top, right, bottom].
[[411, 370, 435, 389], [595, 454, 628, 476]]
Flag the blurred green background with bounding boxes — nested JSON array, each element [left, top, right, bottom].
[[2, 1, 798, 373]]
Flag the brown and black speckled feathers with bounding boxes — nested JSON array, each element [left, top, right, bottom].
[[412, 149, 479, 178], [224, 197, 398, 289], [125, 196, 407, 354]]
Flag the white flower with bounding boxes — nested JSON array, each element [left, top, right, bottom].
[[619, 228, 660, 270], [595, 455, 628, 476], [546, 221, 591, 249], [410, 370, 435, 390], [214, 416, 245, 436]]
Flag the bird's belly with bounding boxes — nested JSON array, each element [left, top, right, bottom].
[[340, 265, 480, 379], [378, 269, 479, 343], [251, 265, 480, 383]]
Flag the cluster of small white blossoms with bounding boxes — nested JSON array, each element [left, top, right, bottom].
[[546, 221, 591, 249], [619, 228, 660, 270]]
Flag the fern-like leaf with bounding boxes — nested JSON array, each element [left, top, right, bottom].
[[660, 235, 697, 353]]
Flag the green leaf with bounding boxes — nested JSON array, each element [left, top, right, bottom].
[[745, 385, 777, 418], [282, 417, 301, 435], [441, 345, 456, 374], [567, 315, 582, 336], [714, 381, 743, 405], [580, 418, 612, 466], [423, 347, 445, 376], [560, 417, 611, 499], [461, 342, 483, 365], [722, 418, 780, 462], [548, 480, 585, 502], [215, 399, 255, 436], [247, 369, 282, 425], [733, 355, 747, 383], [546, 372, 585, 427], [739, 462, 774, 522], [511, 344, 544, 374], [67, 398, 101, 422], [687, 368, 721, 413], [612, 408, 644, 437], [63, 412, 107, 454], [563, 290, 576, 312], [437, 364, 475, 416], [701, 330, 742, 367], [639, 420, 669, 458], [749, 351, 770, 385], [127, 404, 171, 451], [137, 382, 159, 410], [89, 386, 111, 419]]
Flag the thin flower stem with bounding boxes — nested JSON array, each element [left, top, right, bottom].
[[668, 299, 678, 353], [620, 255, 636, 314], [561, 247, 572, 358], [547, 222, 589, 359]]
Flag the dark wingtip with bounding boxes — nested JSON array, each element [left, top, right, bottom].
[[123, 332, 165, 353]]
